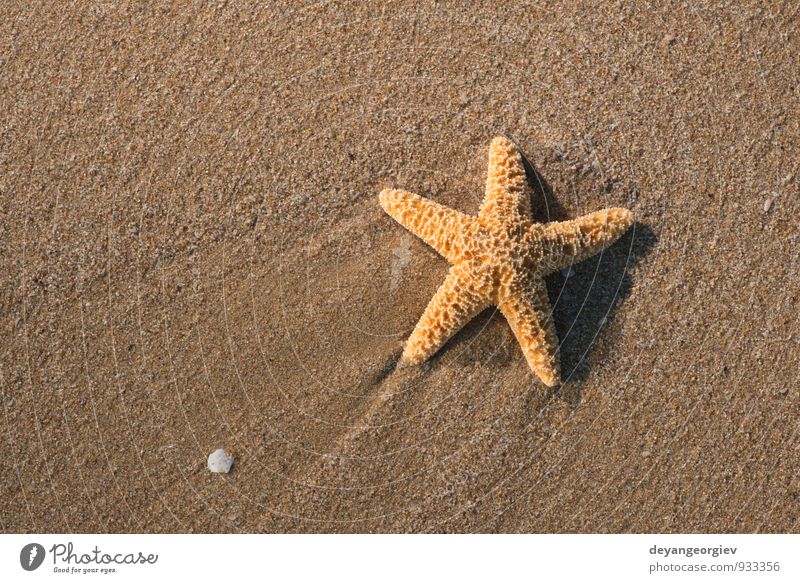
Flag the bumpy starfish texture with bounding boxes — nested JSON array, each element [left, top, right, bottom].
[[379, 137, 633, 386]]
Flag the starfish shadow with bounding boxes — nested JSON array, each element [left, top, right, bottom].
[[520, 150, 571, 223], [520, 149, 657, 401], [549, 222, 656, 404]]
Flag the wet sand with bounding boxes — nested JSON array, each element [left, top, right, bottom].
[[1, 1, 798, 532]]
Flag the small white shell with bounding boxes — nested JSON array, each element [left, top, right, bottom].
[[207, 448, 234, 473]]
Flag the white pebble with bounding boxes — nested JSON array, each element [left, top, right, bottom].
[[763, 196, 775, 212], [208, 448, 234, 473]]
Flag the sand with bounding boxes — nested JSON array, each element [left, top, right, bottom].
[[1, 1, 798, 533]]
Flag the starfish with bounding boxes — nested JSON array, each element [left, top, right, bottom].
[[379, 137, 633, 386]]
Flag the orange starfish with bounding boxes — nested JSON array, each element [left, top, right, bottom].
[[379, 137, 633, 386]]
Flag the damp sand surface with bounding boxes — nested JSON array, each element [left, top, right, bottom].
[[0, 1, 798, 532]]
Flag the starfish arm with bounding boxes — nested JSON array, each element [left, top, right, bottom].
[[478, 136, 532, 230], [379, 188, 478, 263], [401, 264, 492, 365], [499, 275, 561, 387], [539, 208, 633, 272]]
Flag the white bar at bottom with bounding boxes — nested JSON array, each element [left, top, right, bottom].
[[1, 534, 797, 582]]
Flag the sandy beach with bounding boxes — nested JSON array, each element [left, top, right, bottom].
[[1, 1, 798, 532]]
